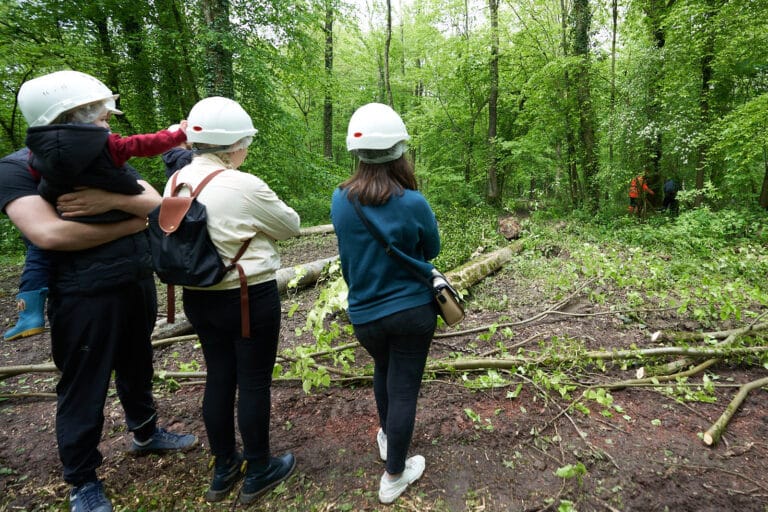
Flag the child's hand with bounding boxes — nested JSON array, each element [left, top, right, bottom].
[[178, 120, 188, 133]]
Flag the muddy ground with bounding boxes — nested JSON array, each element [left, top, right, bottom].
[[1, 233, 767, 511]]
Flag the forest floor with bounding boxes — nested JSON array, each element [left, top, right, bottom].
[[1, 232, 768, 512]]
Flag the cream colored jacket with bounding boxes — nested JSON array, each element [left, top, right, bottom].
[[163, 153, 301, 290]]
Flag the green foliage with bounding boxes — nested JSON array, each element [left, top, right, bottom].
[[428, 204, 508, 271], [0, 218, 25, 260], [555, 462, 587, 485]]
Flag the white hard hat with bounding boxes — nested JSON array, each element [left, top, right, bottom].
[[186, 97, 257, 146], [18, 70, 120, 127], [346, 103, 410, 152]]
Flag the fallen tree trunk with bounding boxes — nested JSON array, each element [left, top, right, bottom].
[[703, 375, 768, 446], [153, 240, 522, 339], [427, 346, 768, 372], [445, 242, 522, 291], [0, 363, 57, 380], [5, 343, 766, 381], [654, 322, 768, 343], [638, 326, 766, 378], [636, 333, 734, 379], [299, 224, 335, 236], [153, 256, 339, 339]]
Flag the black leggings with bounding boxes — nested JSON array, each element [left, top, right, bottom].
[[353, 302, 436, 474], [183, 280, 281, 465]]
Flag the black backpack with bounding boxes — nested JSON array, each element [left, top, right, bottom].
[[148, 169, 253, 336]]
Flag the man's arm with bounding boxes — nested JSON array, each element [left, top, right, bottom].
[[56, 180, 161, 218], [7, 195, 148, 251]]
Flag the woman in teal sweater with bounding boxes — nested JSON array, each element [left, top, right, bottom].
[[330, 103, 440, 505]]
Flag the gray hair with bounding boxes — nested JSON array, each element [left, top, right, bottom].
[[192, 136, 253, 167], [53, 100, 108, 125], [352, 140, 408, 164], [193, 136, 253, 155]]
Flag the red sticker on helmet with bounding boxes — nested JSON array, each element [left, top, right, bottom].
[[192, 126, 203, 132], [354, 132, 363, 138]]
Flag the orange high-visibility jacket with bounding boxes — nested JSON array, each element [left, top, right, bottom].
[[629, 176, 654, 198]]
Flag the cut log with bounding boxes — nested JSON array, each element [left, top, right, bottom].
[[299, 224, 335, 236], [446, 242, 522, 291], [703, 376, 768, 446], [153, 256, 340, 338]]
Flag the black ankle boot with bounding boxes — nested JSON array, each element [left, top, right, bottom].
[[205, 453, 243, 502], [239, 453, 296, 505]]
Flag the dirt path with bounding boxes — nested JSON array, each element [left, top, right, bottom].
[[1, 234, 768, 511]]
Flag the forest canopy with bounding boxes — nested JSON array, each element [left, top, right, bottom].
[[1, 0, 767, 227]]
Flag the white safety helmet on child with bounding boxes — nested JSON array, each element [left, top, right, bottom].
[[186, 97, 258, 147], [18, 70, 121, 127], [346, 103, 410, 163]]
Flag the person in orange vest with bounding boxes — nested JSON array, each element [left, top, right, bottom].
[[628, 172, 654, 214]]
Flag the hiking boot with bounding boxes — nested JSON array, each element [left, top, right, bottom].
[[69, 480, 113, 512], [205, 453, 244, 502], [377, 428, 387, 461], [3, 288, 47, 341], [378, 455, 425, 504], [239, 453, 296, 505], [129, 427, 198, 456]]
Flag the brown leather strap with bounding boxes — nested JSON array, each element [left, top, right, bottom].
[[236, 263, 250, 338], [191, 169, 226, 197], [228, 238, 253, 338], [168, 168, 226, 198], [167, 284, 175, 324]]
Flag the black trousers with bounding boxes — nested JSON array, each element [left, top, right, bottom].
[[353, 302, 436, 475], [49, 278, 157, 486], [183, 280, 281, 466]]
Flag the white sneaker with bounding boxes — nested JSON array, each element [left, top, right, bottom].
[[378, 455, 425, 504], [377, 428, 387, 461]]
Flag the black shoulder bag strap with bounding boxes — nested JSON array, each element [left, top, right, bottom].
[[351, 199, 433, 290]]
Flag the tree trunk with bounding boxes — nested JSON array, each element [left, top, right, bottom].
[[155, 0, 199, 121], [760, 147, 768, 209], [608, 0, 617, 167], [486, 0, 500, 206], [384, 0, 393, 106], [571, 0, 599, 211], [561, 0, 580, 208], [118, 10, 158, 130], [154, 255, 341, 338], [201, 0, 234, 97], [694, 0, 716, 208], [642, 0, 673, 205], [323, 0, 334, 160]]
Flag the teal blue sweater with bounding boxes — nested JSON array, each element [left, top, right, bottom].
[[330, 187, 440, 325]]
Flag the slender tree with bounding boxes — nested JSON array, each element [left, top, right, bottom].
[[486, 0, 500, 204], [201, 0, 234, 97], [324, 0, 335, 160], [571, 0, 599, 210], [561, 0, 581, 207], [384, 0, 394, 105], [693, 0, 717, 207]]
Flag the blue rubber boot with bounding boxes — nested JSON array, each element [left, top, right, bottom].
[[3, 288, 47, 341]]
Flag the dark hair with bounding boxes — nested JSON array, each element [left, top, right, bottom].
[[340, 156, 418, 206]]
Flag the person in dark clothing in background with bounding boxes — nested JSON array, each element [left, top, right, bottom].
[[162, 123, 194, 178], [663, 178, 679, 214]]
